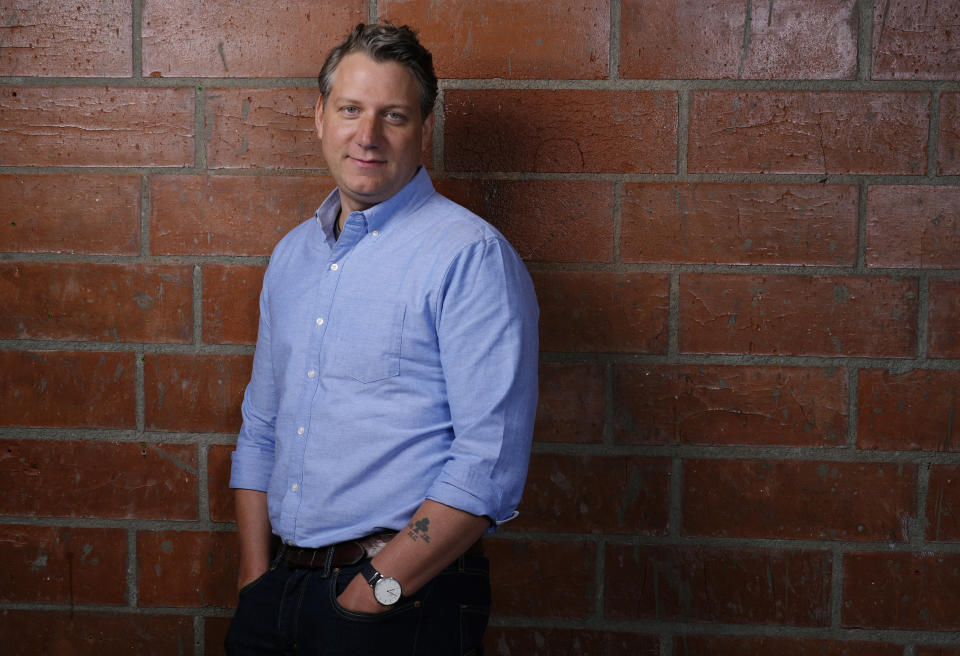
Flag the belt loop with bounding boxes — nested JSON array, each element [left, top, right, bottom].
[[321, 544, 335, 577]]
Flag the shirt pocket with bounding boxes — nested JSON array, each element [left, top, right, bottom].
[[325, 298, 406, 383]]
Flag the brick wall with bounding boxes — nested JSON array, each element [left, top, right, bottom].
[[1, 1, 958, 654]]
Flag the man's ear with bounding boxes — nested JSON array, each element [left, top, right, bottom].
[[314, 95, 325, 140]]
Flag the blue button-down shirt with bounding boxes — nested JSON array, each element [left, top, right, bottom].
[[230, 168, 539, 548]]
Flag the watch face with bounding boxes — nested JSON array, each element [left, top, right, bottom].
[[374, 577, 402, 605]]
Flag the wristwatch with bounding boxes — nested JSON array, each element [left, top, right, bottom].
[[359, 561, 402, 606]]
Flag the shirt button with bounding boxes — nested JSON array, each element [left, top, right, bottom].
[[297, 426, 305, 435], [316, 317, 324, 326], [372, 230, 379, 237], [307, 369, 316, 378], [330, 263, 339, 271], [291, 483, 299, 492]]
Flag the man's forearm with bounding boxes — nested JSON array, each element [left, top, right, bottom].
[[338, 498, 490, 612], [235, 488, 272, 590]]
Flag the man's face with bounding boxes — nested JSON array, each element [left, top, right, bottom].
[[315, 52, 433, 215]]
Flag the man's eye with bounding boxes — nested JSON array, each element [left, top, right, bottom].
[[386, 112, 405, 121], [342, 106, 359, 115]]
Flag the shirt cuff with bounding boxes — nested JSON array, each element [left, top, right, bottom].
[[228, 449, 272, 491]]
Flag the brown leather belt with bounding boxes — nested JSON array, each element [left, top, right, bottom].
[[281, 531, 484, 569]]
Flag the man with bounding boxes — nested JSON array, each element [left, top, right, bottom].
[[225, 22, 539, 655]]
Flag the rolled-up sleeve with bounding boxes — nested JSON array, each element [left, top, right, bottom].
[[425, 237, 539, 524]]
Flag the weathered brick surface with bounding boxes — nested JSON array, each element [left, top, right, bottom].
[[689, 91, 929, 174], [0, 525, 127, 604], [380, 0, 610, 79], [445, 90, 677, 173], [0, 440, 198, 519], [142, 0, 363, 78], [510, 454, 669, 535], [535, 271, 670, 353], [486, 627, 659, 656], [202, 264, 265, 345], [674, 636, 902, 656], [535, 362, 605, 444], [866, 186, 960, 268], [939, 92, 960, 174], [843, 552, 960, 630], [0, 0, 132, 77], [679, 274, 918, 357], [0, 262, 193, 343], [138, 530, 239, 608], [0, 351, 135, 428], [0, 174, 140, 254], [858, 369, 960, 451], [150, 175, 329, 256], [205, 88, 323, 170], [621, 183, 858, 265], [620, 0, 858, 80], [0, 611, 194, 656], [208, 444, 236, 523], [486, 538, 595, 618], [206, 618, 233, 655], [0, 87, 194, 167], [614, 365, 848, 446], [929, 279, 960, 358], [683, 459, 916, 541], [434, 178, 614, 263], [145, 354, 252, 433], [927, 465, 960, 542], [605, 544, 832, 625], [872, 0, 960, 80]]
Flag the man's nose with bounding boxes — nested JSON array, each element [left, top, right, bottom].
[[356, 115, 381, 147]]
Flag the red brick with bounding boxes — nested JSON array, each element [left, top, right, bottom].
[[202, 264, 265, 345], [858, 369, 960, 451], [866, 186, 960, 268], [510, 454, 669, 535], [674, 636, 902, 656], [487, 538, 595, 618], [0, 610, 194, 656], [939, 93, 960, 175], [381, 0, 609, 79], [0, 263, 192, 343], [205, 88, 324, 169], [683, 459, 916, 541], [927, 465, 960, 542], [138, 529, 239, 607], [0, 526, 126, 604], [917, 648, 960, 656], [0, 1, 132, 76], [145, 353, 252, 433], [622, 183, 858, 265], [614, 365, 848, 446], [606, 544, 832, 625], [0, 174, 140, 254], [929, 279, 960, 358], [445, 90, 677, 173], [689, 91, 929, 174], [872, 0, 960, 80], [0, 351, 135, 429], [487, 627, 659, 656], [150, 174, 329, 256], [679, 274, 918, 357], [206, 617, 233, 654], [0, 440, 197, 520], [620, 0, 857, 80], [209, 444, 236, 523], [0, 87, 194, 167], [534, 271, 669, 353], [535, 362, 604, 444], [843, 552, 960, 630], [433, 179, 614, 263], [142, 0, 362, 77]]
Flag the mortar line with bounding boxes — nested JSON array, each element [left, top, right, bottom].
[[857, 0, 874, 82], [927, 88, 941, 178], [433, 88, 445, 175], [856, 181, 868, 271], [136, 346, 145, 433], [194, 616, 205, 656], [602, 360, 615, 446], [132, 0, 143, 79], [140, 174, 150, 258], [612, 180, 623, 265], [195, 87, 208, 170], [913, 460, 931, 546], [830, 544, 844, 628], [677, 89, 690, 176], [127, 528, 138, 608], [668, 272, 680, 357], [369, 0, 378, 23], [669, 457, 683, 538], [194, 264, 203, 346], [198, 442, 211, 523], [847, 367, 859, 449], [918, 276, 930, 360], [609, 0, 622, 81], [662, 634, 674, 656]]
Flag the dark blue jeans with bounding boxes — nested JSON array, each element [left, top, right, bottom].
[[225, 552, 490, 655]]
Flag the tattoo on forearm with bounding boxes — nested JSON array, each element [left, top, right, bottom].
[[407, 517, 431, 543]]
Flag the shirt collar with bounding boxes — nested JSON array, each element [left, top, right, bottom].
[[312, 166, 435, 241]]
